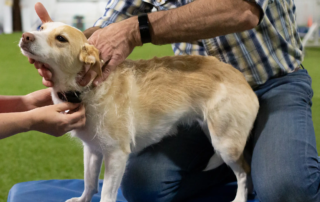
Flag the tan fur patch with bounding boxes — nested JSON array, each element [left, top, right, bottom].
[[79, 43, 102, 77], [47, 25, 87, 50]]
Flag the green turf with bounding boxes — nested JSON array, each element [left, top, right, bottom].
[[304, 48, 320, 150], [0, 33, 319, 202]]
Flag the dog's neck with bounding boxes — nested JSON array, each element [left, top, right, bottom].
[[53, 63, 119, 104], [52, 65, 88, 103]]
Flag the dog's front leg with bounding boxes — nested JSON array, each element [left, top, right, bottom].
[[66, 145, 103, 202], [100, 149, 129, 202]]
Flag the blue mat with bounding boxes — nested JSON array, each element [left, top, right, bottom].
[[7, 180, 259, 202]]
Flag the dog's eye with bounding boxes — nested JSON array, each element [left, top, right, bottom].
[[56, 35, 68, 43], [40, 26, 44, 31]]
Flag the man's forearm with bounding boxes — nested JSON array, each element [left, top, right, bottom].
[[80, 0, 261, 85], [147, 0, 261, 45], [83, 26, 101, 39]]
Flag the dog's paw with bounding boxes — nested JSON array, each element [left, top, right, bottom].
[[231, 200, 246, 202], [66, 197, 90, 202], [100, 200, 116, 202]]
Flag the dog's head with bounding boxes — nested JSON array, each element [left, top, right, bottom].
[[19, 22, 101, 91]]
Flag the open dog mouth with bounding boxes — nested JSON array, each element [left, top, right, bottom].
[[20, 43, 36, 56], [57, 91, 82, 103]]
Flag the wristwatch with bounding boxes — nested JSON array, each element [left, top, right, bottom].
[[138, 14, 152, 44]]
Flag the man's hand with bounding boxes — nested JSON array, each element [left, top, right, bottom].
[[79, 17, 142, 86], [29, 2, 54, 87], [31, 61, 54, 87], [31, 3, 142, 87], [29, 102, 86, 137]]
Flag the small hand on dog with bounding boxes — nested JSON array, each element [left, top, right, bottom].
[[24, 89, 86, 137], [0, 88, 86, 139], [29, 100, 86, 137], [30, 2, 140, 87]]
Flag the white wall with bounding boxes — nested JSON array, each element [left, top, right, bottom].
[[295, 0, 320, 26], [1, 0, 13, 33], [53, 1, 107, 29], [2, 0, 319, 33], [1, 0, 108, 32], [20, 0, 107, 31], [0, 0, 4, 24]]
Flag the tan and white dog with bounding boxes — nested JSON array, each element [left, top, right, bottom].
[[19, 22, 259, 202]]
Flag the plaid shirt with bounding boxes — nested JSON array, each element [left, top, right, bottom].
[[94, 0, 303, 87]]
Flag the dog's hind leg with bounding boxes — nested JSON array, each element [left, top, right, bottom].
[[66, 144, 103, 202], [199, 122, 225, 171], [205, 117, 251, 202]]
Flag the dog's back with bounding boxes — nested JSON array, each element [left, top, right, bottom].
[[79, 55, 258, 153]]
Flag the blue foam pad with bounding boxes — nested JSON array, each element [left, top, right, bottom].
[[7, 180, 259, 202]]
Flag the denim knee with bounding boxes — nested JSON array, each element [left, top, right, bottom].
[[121, 165, 161, 202], [252, 160, 320, 202], [121, 124, 215, 202], [121, 152, 180, 202]]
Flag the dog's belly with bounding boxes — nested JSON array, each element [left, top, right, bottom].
[[132, 125, 179, 153], [132, 116, 205, 153]]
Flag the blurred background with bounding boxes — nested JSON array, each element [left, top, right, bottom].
[[0, 0, 319, 33], [0, 0, 319, 202], [0, 0, 108, 33]]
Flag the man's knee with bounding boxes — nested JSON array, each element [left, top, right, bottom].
[[121, 157, 160, 202], [121, 151, 180, 202], [252, 164, 320, 202]]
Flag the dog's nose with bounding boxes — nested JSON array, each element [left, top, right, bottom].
[[22, 32, 35, 43]]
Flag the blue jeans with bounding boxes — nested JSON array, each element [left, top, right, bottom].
[[121, 69, 320, 202]]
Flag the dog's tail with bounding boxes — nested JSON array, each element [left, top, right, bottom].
[[203, 153, 224, 171]]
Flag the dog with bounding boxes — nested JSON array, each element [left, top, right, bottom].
[[19, 21, 259, 202]]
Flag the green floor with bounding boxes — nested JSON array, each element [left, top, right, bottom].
[[0, 33, 319, 202]]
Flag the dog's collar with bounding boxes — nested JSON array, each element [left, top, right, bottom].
[[57, 91, 82, 103]]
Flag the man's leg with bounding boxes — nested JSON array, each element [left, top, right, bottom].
[[121, 123, 236, 202], [250, 69, 320, 202]]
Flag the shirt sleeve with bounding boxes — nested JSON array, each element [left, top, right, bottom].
[[172, 41, 208, 56], [94, 0, 154, 28], [244, 0, 269, 24]]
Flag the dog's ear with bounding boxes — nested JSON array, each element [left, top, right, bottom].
[[79, 43, 102, 77]]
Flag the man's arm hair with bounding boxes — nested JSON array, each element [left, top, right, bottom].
[[147, 0, 262, 45]]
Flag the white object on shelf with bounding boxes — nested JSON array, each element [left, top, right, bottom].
[[302, 23, 320, 48], [3, 0, 13, 34]]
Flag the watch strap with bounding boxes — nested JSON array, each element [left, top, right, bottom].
[[138, 14, 151, 44]]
